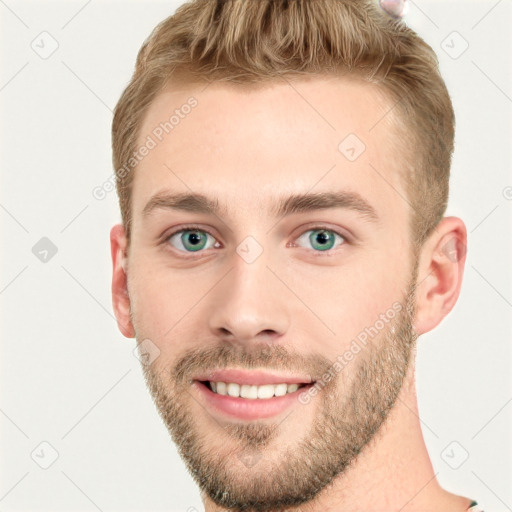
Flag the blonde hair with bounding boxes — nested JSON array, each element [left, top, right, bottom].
[[112, 0, 455, 254]]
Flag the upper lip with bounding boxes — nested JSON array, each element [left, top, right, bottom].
[[193, 368, 314, 386]]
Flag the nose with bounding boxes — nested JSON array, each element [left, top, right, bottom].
[[207, 255, 290, 347]]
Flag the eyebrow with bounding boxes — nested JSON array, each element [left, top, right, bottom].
[[142, 190, 379, 223]]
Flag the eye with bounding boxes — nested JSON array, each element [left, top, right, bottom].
[[293, 227, 346, 252], [164, 224, 347, 256], [166, 226, 220, 253]]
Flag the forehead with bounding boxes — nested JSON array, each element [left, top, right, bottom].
[[131, 75, 408, 226]]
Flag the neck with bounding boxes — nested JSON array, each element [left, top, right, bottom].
[[203, 350, 473, 512]]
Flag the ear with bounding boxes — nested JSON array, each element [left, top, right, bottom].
[[413, 216, 467, 335], [110, 224, 135, 338]]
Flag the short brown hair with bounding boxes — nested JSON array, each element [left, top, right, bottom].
[[112, 0, 455, 255]]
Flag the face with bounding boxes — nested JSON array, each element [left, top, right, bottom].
[[124, 75, 420, 510]]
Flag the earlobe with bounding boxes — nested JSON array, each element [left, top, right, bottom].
[[412, 217, 467, 335], [110, 224, 136, 338]]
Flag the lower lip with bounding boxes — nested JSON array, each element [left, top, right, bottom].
[[193, 381, 314, 420]]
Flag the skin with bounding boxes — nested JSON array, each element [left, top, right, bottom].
[[110, 75, 470, 511]]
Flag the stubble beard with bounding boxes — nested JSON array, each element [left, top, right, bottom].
[[138, 267, 419, 511]]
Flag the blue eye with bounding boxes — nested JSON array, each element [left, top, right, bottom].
[[165, 225, 346, 255], [167, 228, 217, 252], [295, 228, 345, 252]]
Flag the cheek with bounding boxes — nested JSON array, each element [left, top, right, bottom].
[[127, 258, 176, 333], [127, 256, 214, 352], [299, 254, 407, 351]]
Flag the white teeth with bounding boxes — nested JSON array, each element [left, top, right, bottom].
[[287, 383, 299, 393], [227, 382, 240, 397], [207, 381, 304, 399], [274, 383, 288, 397], [240, 384, 258, 399], [257, 384, 275, 399]]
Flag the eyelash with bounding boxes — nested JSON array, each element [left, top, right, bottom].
[[163, 224, 348, 257]]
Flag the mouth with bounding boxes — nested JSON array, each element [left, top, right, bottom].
[[197, 380, 311, 399], [191, 371, 316, 420]]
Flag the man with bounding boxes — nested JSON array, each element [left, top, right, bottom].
[[109, 0, 480, 510]]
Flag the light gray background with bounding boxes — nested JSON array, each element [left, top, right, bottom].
[[1, 0, 511, 510]]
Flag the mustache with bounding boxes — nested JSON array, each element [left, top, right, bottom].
[[168, 343, 334, 386]]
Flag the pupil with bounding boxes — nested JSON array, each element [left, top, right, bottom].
[[188, 232, 201, 245], [317, 231, 329, 244]]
